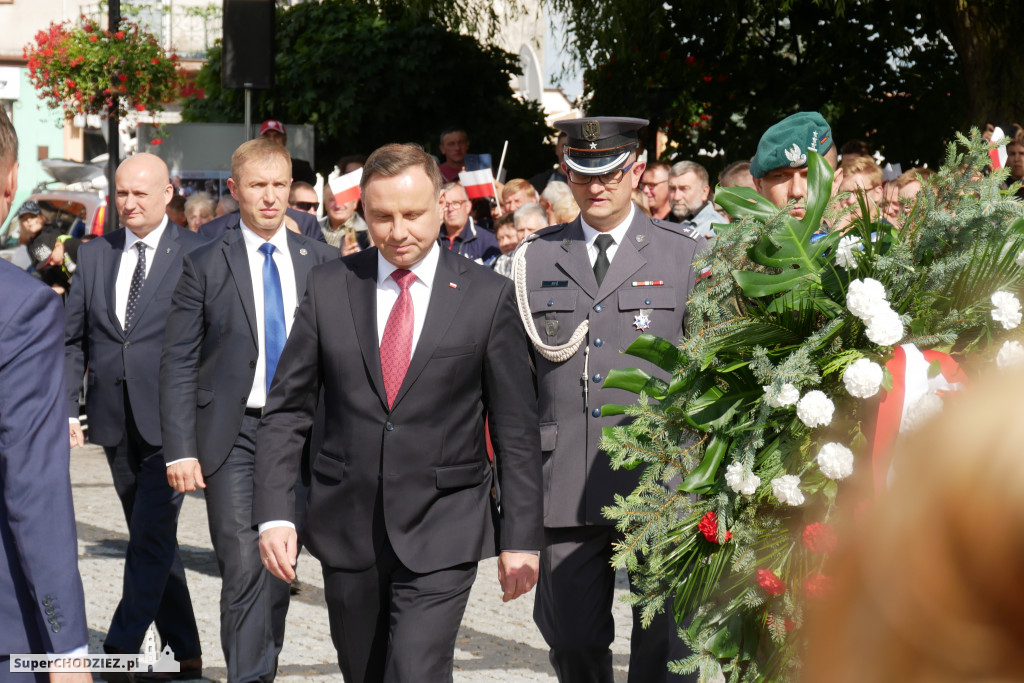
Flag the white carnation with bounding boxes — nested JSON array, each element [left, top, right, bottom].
[[816, 442, 855, 480], [991, 291, 1022, 330], [796, 390, 834, 428], [725, 462, 761, 496], [1016, 250, 1024, 268], [843, 358, 884, 398], [762, 382, 800, 408], [865, 306, 905, 346], [846, 278, 889, 321], [771, 474, 805, 506], [834, 236, 861, 270], [901, 393, 943, 433], [996, 339, 1024, 368]]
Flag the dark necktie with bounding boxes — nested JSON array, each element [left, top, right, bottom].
[[124, 242, 147, 330], [380, 269, 416, 409], [593, 234, 614, 286], [259, 243, 286, 392]]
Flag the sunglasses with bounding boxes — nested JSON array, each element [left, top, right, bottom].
[[289, 201, 319, 212]]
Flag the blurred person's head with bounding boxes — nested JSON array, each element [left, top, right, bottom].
[[1006, 134, 1024, 182], [631, 188, 651, 216], [15, 201, 44, 245], [216, 195, 238, 217], [839, 138, 872, 161], [336, 154, 366, 176], [184, 191, 216, 232], [115, 153, 175, 237], [554, 131, 567, 166], [750, 111, 841, 219], [440, 182, 472, 235], [259, 119, 287, 147], [838, 155, 884, 214], [552, 194, 580, 223], [718, 161, 756, 190], [493, 213, 518, 254], [502, 178, 537, 215], [804, 368, 1024, 683], [883, 168, 934, 225], [640, 162, 671, 219], [439, 127, 469, 168], [668, 160, 711, 221], [228, 138, 292, 239], [288, 181, 320, 215], [513, 202, 548, 242], [166, 193, 187, 227], [540, 180, 571, 224]]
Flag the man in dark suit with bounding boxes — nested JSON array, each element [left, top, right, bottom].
[[0, 105, 90, 683], [254, 143, 543, 683], [64, 152, 204, 676], [160, 138, 338, 682], [515, 117, 707, 683]]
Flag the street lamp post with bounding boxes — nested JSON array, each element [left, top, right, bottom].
[[105, 0, 120, 234]]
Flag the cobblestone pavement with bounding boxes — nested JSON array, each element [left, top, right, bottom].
[[71, 444, 635, 681]]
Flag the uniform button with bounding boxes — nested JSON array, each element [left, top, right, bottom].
[[592, 373, 602, 383], [644, 298, 652, 305], [249, 360, 257, 368], [547, 299, 554, 307], [593, 304, 602, 312], [593, 338, 603, 347], [591, 408, 601, 417], [385, 421, 394, 431]]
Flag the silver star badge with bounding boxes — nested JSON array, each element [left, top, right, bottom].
[[633, 313, 651, 332], [589, 142, 598, 149]]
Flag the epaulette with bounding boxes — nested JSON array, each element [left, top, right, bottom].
[[523, 222, 568, 244], [649, 216, 705, 242]]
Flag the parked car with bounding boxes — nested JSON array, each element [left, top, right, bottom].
[[0, 158, 108, 266]]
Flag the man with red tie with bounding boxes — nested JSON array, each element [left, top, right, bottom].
[[254, 143, 543, 682]]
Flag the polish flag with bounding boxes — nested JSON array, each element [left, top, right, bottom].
[[989, 127, 1007, 170], [459, 168, 496, 199], [328, 167, 362, 204]]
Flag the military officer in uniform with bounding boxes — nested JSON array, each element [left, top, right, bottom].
[[511, 117, 707, 682]]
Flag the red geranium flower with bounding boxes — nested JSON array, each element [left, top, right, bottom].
[[151, 138, 163, 145], [756, 569, 786, 596], [804, 573, 833, 599], [698, 511, 731, 544], [802, 522, 837, 554], [118, 73, 128, 82], [115, 31, 125, 40], [89, 35, 98, 43]]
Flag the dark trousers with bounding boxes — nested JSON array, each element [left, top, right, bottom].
[[322, 538, 478, 683], [204, 413, 291, 683], [534, 526, 690, 683], [102, 395, 200, 660]]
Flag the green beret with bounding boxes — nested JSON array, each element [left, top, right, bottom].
[[750, 112, 834, 178]]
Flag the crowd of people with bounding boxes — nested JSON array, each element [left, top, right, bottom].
[[1, 100, 1023, 683]]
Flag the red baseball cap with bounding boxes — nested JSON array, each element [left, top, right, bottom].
[[259, 119, 286, 137]]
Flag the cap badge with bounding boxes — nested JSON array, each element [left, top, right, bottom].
[[785, 143, 807, 168], [589, 142, 598, 149], [582, 120, 601, 142]]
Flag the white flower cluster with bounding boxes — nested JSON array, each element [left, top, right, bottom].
[[990, 291, 1022, 330], [997, 339, 1024, 368], [816, 442, 854, 480], [725, 462, 761, 495], [762, 383, 799, 408], [834, 236, 862, 270], [771, 474, 804, 506], [846, 278, 904, 347], [796, 390, 834, 428], [843, 358, 883, 398]]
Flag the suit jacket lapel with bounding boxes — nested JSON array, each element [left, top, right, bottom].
[[104, 229, 126, 336], [347, 250, 388, 407], [594, 213, 651, 303], [391, 249, 466, 410], [123, 226, 179, 338], [553, 218, 598, 299], [286, 231, 317, 300], [224, 230, 259, 346]]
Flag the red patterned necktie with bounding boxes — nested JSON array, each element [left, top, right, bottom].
[[380, 268, 416, 408]]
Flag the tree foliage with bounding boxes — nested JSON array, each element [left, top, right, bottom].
[[548, 0, 1021, 174], [183, 1, 551, 177]]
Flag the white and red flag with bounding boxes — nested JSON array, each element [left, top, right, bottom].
[[458, 168, 496, 200], [328, 167, 362, 205], [988, 126, 1007, 170]]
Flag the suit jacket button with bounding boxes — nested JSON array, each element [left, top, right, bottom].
[[45, 607, 55, 616], [51, 623, 61, 633], [591, 408, 601, 418], [385, 421, 394, 431], [249, 360, 256, 368], [43, 596, 53, 606], [124, 341, 130, 348], [240, 397, 247, 405]]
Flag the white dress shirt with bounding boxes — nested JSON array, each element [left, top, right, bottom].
[[259, 244, 440, 535], [580, 204, 636, 267], [241, 221, 299, 409], [115, 216, 168, 328]]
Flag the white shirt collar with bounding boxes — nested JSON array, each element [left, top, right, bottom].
[[239, 219, 290, 254], [123, 215, 168, 251], [377, 242, 440, 290], [580, 204, 636, 248]]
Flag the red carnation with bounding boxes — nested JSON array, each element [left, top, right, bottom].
[[756, 569, 786, 596], [89, 35, 98, 43], [115, 31, 125, 40], [802, 522, 837, 554], [698, 511, 731, 544], [804, 573, 833, 599]]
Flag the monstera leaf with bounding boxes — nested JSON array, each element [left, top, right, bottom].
[[719, 152, 841, 297]]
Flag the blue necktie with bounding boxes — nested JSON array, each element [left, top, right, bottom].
[[259, 243, 286, 392]]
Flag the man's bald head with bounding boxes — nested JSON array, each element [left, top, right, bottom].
[[115, 153, 174, 237]]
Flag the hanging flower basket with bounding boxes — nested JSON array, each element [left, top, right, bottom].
[[24, 18, 182, 120]]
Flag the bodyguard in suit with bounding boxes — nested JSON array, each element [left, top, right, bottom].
[[514, 118, 707, 683], [64, 153, 204, 674], [0, 106, 90, 683], [254, 143, 543, 683], [160, 138, 337, 682]]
